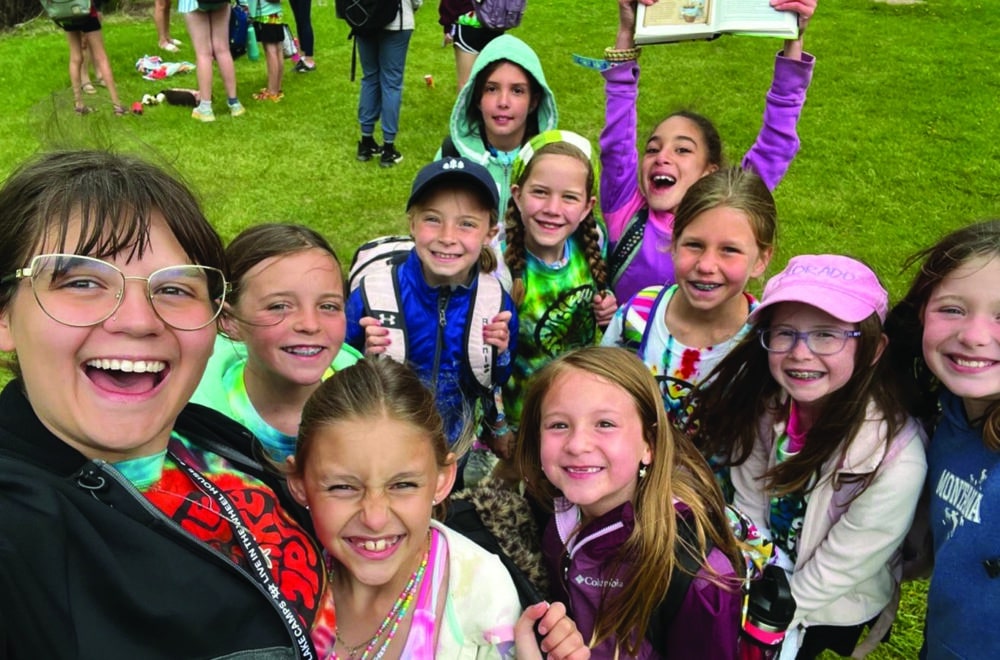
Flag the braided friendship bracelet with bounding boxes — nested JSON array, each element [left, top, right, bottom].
[[603, 46, 642, 63]]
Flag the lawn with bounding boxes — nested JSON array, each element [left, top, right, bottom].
[[2, 1, 998, 657]]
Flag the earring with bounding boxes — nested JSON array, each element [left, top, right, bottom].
[[432, 498, 438, 505], [638, 463, 648, 479]]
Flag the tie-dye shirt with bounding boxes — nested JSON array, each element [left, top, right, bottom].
[[602, 284, 758, 428], [113, 433, 326, 635], [504, 239, 602, 429], [311, 521, 519, 658], [192, 334, 363, 460]]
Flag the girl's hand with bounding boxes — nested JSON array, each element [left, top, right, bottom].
[[489, 429, 515, 460], [484, 310, 514, 352], [515, 601, 590, 660], [359, 316, 390, 356], [772, 0, 816, 33], [592, 290, 618, 327], [615, 1, 655, 49]]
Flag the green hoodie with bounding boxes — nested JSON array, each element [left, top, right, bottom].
[[444, 34, 558, 221]]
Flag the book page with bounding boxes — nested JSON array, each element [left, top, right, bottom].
[[641, 0, 713, 29], [717, 0, 796, 31]]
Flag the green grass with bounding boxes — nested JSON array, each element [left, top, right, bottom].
[[2, 1, 998, 657]]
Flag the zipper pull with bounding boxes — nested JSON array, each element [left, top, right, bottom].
[[76, 462, 109, 500]]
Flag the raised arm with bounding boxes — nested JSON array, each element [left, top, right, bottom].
[[599, 1, 657, 233], [741, 0, 817, 190]]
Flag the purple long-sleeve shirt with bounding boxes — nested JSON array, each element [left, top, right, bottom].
[[600, 52, 815, 303]]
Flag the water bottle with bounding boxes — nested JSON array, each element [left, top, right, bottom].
[[738, 564, 797, 660], [247, 21, 260, 62]]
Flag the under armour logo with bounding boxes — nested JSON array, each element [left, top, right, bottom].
[[378, 313, 397, 326]]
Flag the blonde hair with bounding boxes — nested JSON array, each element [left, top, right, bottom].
[[503, 141, 606, 306], [515, 346, 741, 655]]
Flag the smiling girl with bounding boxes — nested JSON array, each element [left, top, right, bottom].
[[191, 223, 361, 461], [346, 158, 517, 476], [885, 220, 1000, 658], [602, 167, 775, 441], [602, 0, 815, 303], [514, 346, 745, 657], [491, 130, 616, 458], [0, 150, 324, 658], [441, 34, 558, 286], [693, 255, 926, 658], [288, 358, 590, 659]]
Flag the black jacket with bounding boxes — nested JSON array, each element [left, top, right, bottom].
[[0, 381, 319, 660]]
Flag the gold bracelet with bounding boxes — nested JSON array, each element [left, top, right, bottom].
[[604, 46, 642, 63]]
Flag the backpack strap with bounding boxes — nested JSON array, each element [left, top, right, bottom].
[[440, 135, 460, 159], [646, 515, 710, 655], [360, 265, 504, 392], [614, 285, 667, 358], [608, 207, 648, 291], [347, 236, 413, 293], [463, 273, 505, 393], [359, 266, 408, 365]]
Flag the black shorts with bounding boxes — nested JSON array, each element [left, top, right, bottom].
[[253, 20, 285, 44], [56, 15, 101, 33], [453, 22, 503, 54]]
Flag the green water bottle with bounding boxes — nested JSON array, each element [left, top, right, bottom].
[[247, 21, 260, 62]]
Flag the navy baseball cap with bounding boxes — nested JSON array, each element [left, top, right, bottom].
[[406, 157, 500, 211]]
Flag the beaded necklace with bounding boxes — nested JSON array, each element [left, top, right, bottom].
[[331, 538, 430, 660]]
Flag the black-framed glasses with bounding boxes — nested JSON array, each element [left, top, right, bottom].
[[758, 327, 862, 356], [1, 253, 229, 331]]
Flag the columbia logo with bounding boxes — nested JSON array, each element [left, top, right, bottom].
[[572, 574, 625, 589], [442, 158, 465, 171]]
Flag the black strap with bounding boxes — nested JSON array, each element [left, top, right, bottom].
[[646, 516, 710, 654], [440, 135, 460, 158], [608, 208, 648, 289], [349, 35, 358, 82], [168, 444, 314, 659]]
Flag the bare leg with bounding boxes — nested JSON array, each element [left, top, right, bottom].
[[454, 47, 476, 92], [185, 10, 215, 103], [66, 31, 86, 109], [266, 42, 283, 95], [84, 29, 122, 109], [208, 5, 238, 99], [154, 0, 179, 49]]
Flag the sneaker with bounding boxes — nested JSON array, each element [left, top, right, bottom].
[[379, 144, 403, 168], [229, 102, 246, 117], [191, 106, 215, 122], [356, 140, 382, 162], [252, 89, 284, 102], [295, 59, 316, 73]]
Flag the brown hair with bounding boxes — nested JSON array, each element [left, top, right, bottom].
[[887, 219, 1000, 450], [0, 149, 226, 375], [225, 223, 342, 306], [672, 166, 777, 255], [291, 358, 459, 489]]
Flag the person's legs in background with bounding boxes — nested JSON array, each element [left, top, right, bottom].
[[376, 28, 413, 167], [155, 0, 182, 51], [208, 4, 243, 116], [355, 32, 383, 162], [184, 10, 216, 121], [288, 0, 315, 71]]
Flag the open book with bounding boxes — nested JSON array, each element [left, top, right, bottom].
[[634, 0, 799, 45]]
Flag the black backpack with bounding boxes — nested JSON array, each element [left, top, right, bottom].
[[335, 0, 401, 37]]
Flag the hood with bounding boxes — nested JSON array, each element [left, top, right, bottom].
[[448, 34, 558, 163]]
